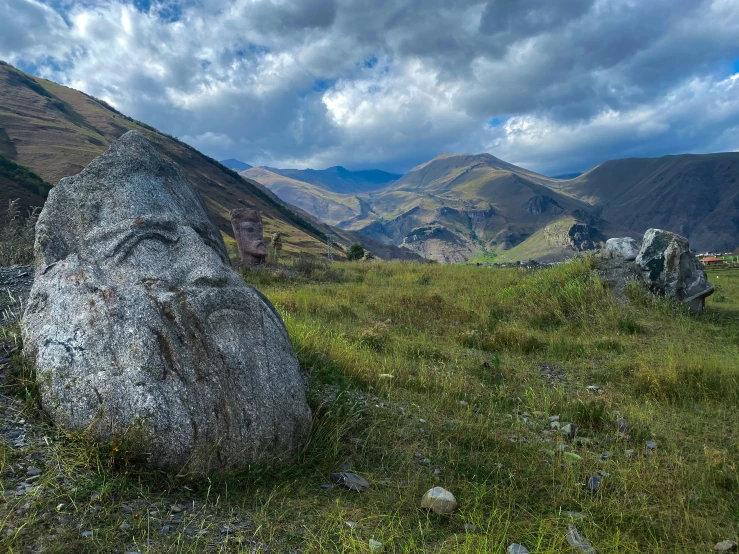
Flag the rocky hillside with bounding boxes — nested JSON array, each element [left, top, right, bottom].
[[345, 154, 615, 262], [0, 61, 417, 261]]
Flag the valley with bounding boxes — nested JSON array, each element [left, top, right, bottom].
[[241, 151, 739, 263]]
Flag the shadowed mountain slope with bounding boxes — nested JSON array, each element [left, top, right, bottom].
[[221, 158, 252, 171], [552, 153, 739, 252]]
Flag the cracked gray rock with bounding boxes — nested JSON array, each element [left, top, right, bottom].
[[22, 131, 312, 472], [635, 229, 714, 314]]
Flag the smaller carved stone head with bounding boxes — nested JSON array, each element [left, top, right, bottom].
[[230, 208, 268, 265]]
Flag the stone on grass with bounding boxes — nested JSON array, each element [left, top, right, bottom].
[[605, 237, 640, 261], [22, 131, 312, 473], [330, 472, 370, 492], [566, 524, 597, 553], [714, 540, 738, 553], [369, 538, 384, 551], [635, 229, 714, 314], [507, 543, 530, 554], [560, 423, 578, 440], [420, 487, 458, 514], [585, 476, 601, 491], [646, 440, 658, 451], [616, 418, 629, 434]]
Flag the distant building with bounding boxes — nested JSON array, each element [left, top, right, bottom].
[[700, 256, 725, 266]]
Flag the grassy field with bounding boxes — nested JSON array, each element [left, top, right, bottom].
[[1, 261, 738, 553]]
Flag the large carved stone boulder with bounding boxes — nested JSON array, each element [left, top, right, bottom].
[[605, 237, 640, 261], [635, 228, 714, 314], [231, 208, 268, 266], [22, 131, 312, 472]]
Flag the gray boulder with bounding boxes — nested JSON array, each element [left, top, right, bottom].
[[22, 131, 312, 472], [635, 229, 714, 314], [605, 237, 640, 261]]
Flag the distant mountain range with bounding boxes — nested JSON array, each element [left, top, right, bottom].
[[240, 151, 739, 262], [2, 59, 733, 265]]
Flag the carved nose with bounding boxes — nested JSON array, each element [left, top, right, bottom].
[[181, 230, 231, 287]]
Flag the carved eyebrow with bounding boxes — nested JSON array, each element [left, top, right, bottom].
[[91, 218, 180, 263]]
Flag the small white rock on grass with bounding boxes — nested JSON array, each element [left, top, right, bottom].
[[420, 487, 458, 514], [566, 524, 597, 553], [714, 540, 738, 553]]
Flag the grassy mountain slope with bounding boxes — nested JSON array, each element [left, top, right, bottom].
[[553, 153, 739, 252], [241, 167, 363, 225], [349, 153, 600, 262], [0, 61, 336, 257], [339, 151, 739, 262]]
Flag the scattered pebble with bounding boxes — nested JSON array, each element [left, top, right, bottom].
[[369, 538, 384, 551], [345, 521, 357, 529], [586, 385, 600, 392], [616, 418, 630, 433], [80, 530, 93, 538], [560, 423, 578, 440], [330, 472, 370, 492], [549, 415, 560, 423], [420, 487, 458, 515], [624, 449, 636, 459], [646, 440, 658, 451], [160, 525, 172, 535], [464, 523, 477, 533], [507, 544, 530, 554], [585, 476, 601, 492], [26, 467, 41, 477], [320, 483, 333, 490], [714, 540, 738, 553], [566, 524, 597, 553], [119, 523, 132, 532]]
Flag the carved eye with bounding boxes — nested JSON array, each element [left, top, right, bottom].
[[113, 231, 179, 264], [246, 226, 255, 233]]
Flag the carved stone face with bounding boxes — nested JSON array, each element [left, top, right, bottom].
[[230, 208, 267, 265], [23, 132, 311, 472]]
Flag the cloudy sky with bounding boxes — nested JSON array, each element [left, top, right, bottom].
[[1, 0, 738, 175]]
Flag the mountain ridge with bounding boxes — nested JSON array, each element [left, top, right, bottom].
[[245, 149, 739, 261]]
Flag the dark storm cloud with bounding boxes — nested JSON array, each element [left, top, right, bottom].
[[0, 0, 737, 175]]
